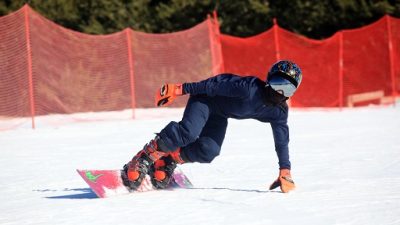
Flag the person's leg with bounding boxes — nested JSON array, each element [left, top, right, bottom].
[[157, 96, 211, 152], [150, 114, 228, 189], [181, 114, 228, 163], [123, 96, 211, 190]]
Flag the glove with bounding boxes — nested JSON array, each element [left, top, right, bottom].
[[155, 83, 184, 107], [269, 169, 295, 193]]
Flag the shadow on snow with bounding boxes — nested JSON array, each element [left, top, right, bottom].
[[33, 188, 98, 199], [34, 186, 278, 200], [186, 187, 279, 193]]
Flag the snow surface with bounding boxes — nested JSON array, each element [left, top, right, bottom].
[[1, 106, 400, 225]]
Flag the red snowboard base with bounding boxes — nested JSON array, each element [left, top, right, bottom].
[[77, 168, 192, 198]]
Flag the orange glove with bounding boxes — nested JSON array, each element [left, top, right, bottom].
[[269, 169, 296, 193], [155, 84, 184, 107]]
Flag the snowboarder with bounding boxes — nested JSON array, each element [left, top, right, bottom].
[[122, 60, 302, 193]]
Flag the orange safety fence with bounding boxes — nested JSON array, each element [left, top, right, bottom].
[[0, 5, 399, 129]]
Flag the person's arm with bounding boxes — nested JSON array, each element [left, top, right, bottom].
[[183, 74, 251, 98], [155, 74, 251, 107], [270, 121, 290, 170], [269, 120, 296, 193]]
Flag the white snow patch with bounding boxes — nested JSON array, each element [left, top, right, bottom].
[[0, 106, 400, 225], [103, 186, 130, 198]]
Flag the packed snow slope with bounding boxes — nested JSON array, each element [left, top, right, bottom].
[[0, 106, 399, 225]]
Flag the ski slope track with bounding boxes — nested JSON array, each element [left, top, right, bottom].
[[1, 106, 399, 225]]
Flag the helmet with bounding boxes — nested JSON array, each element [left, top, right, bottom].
[[266, 60, 302, 97]]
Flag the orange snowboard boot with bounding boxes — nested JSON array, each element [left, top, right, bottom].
[[122, 137, 167, 190], [150, 148, 186, 189]]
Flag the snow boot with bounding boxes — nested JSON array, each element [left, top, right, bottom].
[[150, 148, 187, 189], [122, 136, 167, 190]]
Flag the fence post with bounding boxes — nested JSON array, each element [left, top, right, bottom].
[[273, 18, 281, 61], [207, 15, 219, 76], [386, 15, 397, 106], [338, 32, 344, 109], [212, 11, 225, 73], [24, 5, 35, 129], [125, 29, 136, 119]]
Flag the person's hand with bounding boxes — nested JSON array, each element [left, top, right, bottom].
[[155, 84, 184, 107], [269, 169, 295, 193]]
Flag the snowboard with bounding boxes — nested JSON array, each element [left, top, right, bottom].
[[77, 167, 192, 198]]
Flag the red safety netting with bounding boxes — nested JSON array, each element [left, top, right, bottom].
[[221, 16, 399, 108], [0, 8, 31, 129], [277, 27, 341, 107], [0, 5, 399, 130], [0, 5, 220, 129], [129, 20, 215, 108], [390, 16, 400, 98], [220, 29, 276, 79], [342, 17, 393, 106], [28, 7, 132, 116]]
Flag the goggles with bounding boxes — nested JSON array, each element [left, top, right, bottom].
[[268, 75, 297, 97]]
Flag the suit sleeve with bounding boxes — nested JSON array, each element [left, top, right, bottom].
[[183, 74, 250, 98], [270, 120, 291, 170]]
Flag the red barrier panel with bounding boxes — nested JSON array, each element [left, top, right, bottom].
[[278, 28, 341, 107], [220, 30, 276, 80], [342, 17, 392, 106], [221, 16, 400, 108], [390, 16, 400, 99]]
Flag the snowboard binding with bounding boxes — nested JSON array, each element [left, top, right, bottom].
[[121, 156, 151, 190], [149, 155, 178, 189], [121, 137, 167, 190]]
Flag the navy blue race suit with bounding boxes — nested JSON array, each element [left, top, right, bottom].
[[158, 74, 291, 169]]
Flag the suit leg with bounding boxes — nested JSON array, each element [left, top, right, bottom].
[[182, 115, 228, 163], [158, 96, 210, 152]]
